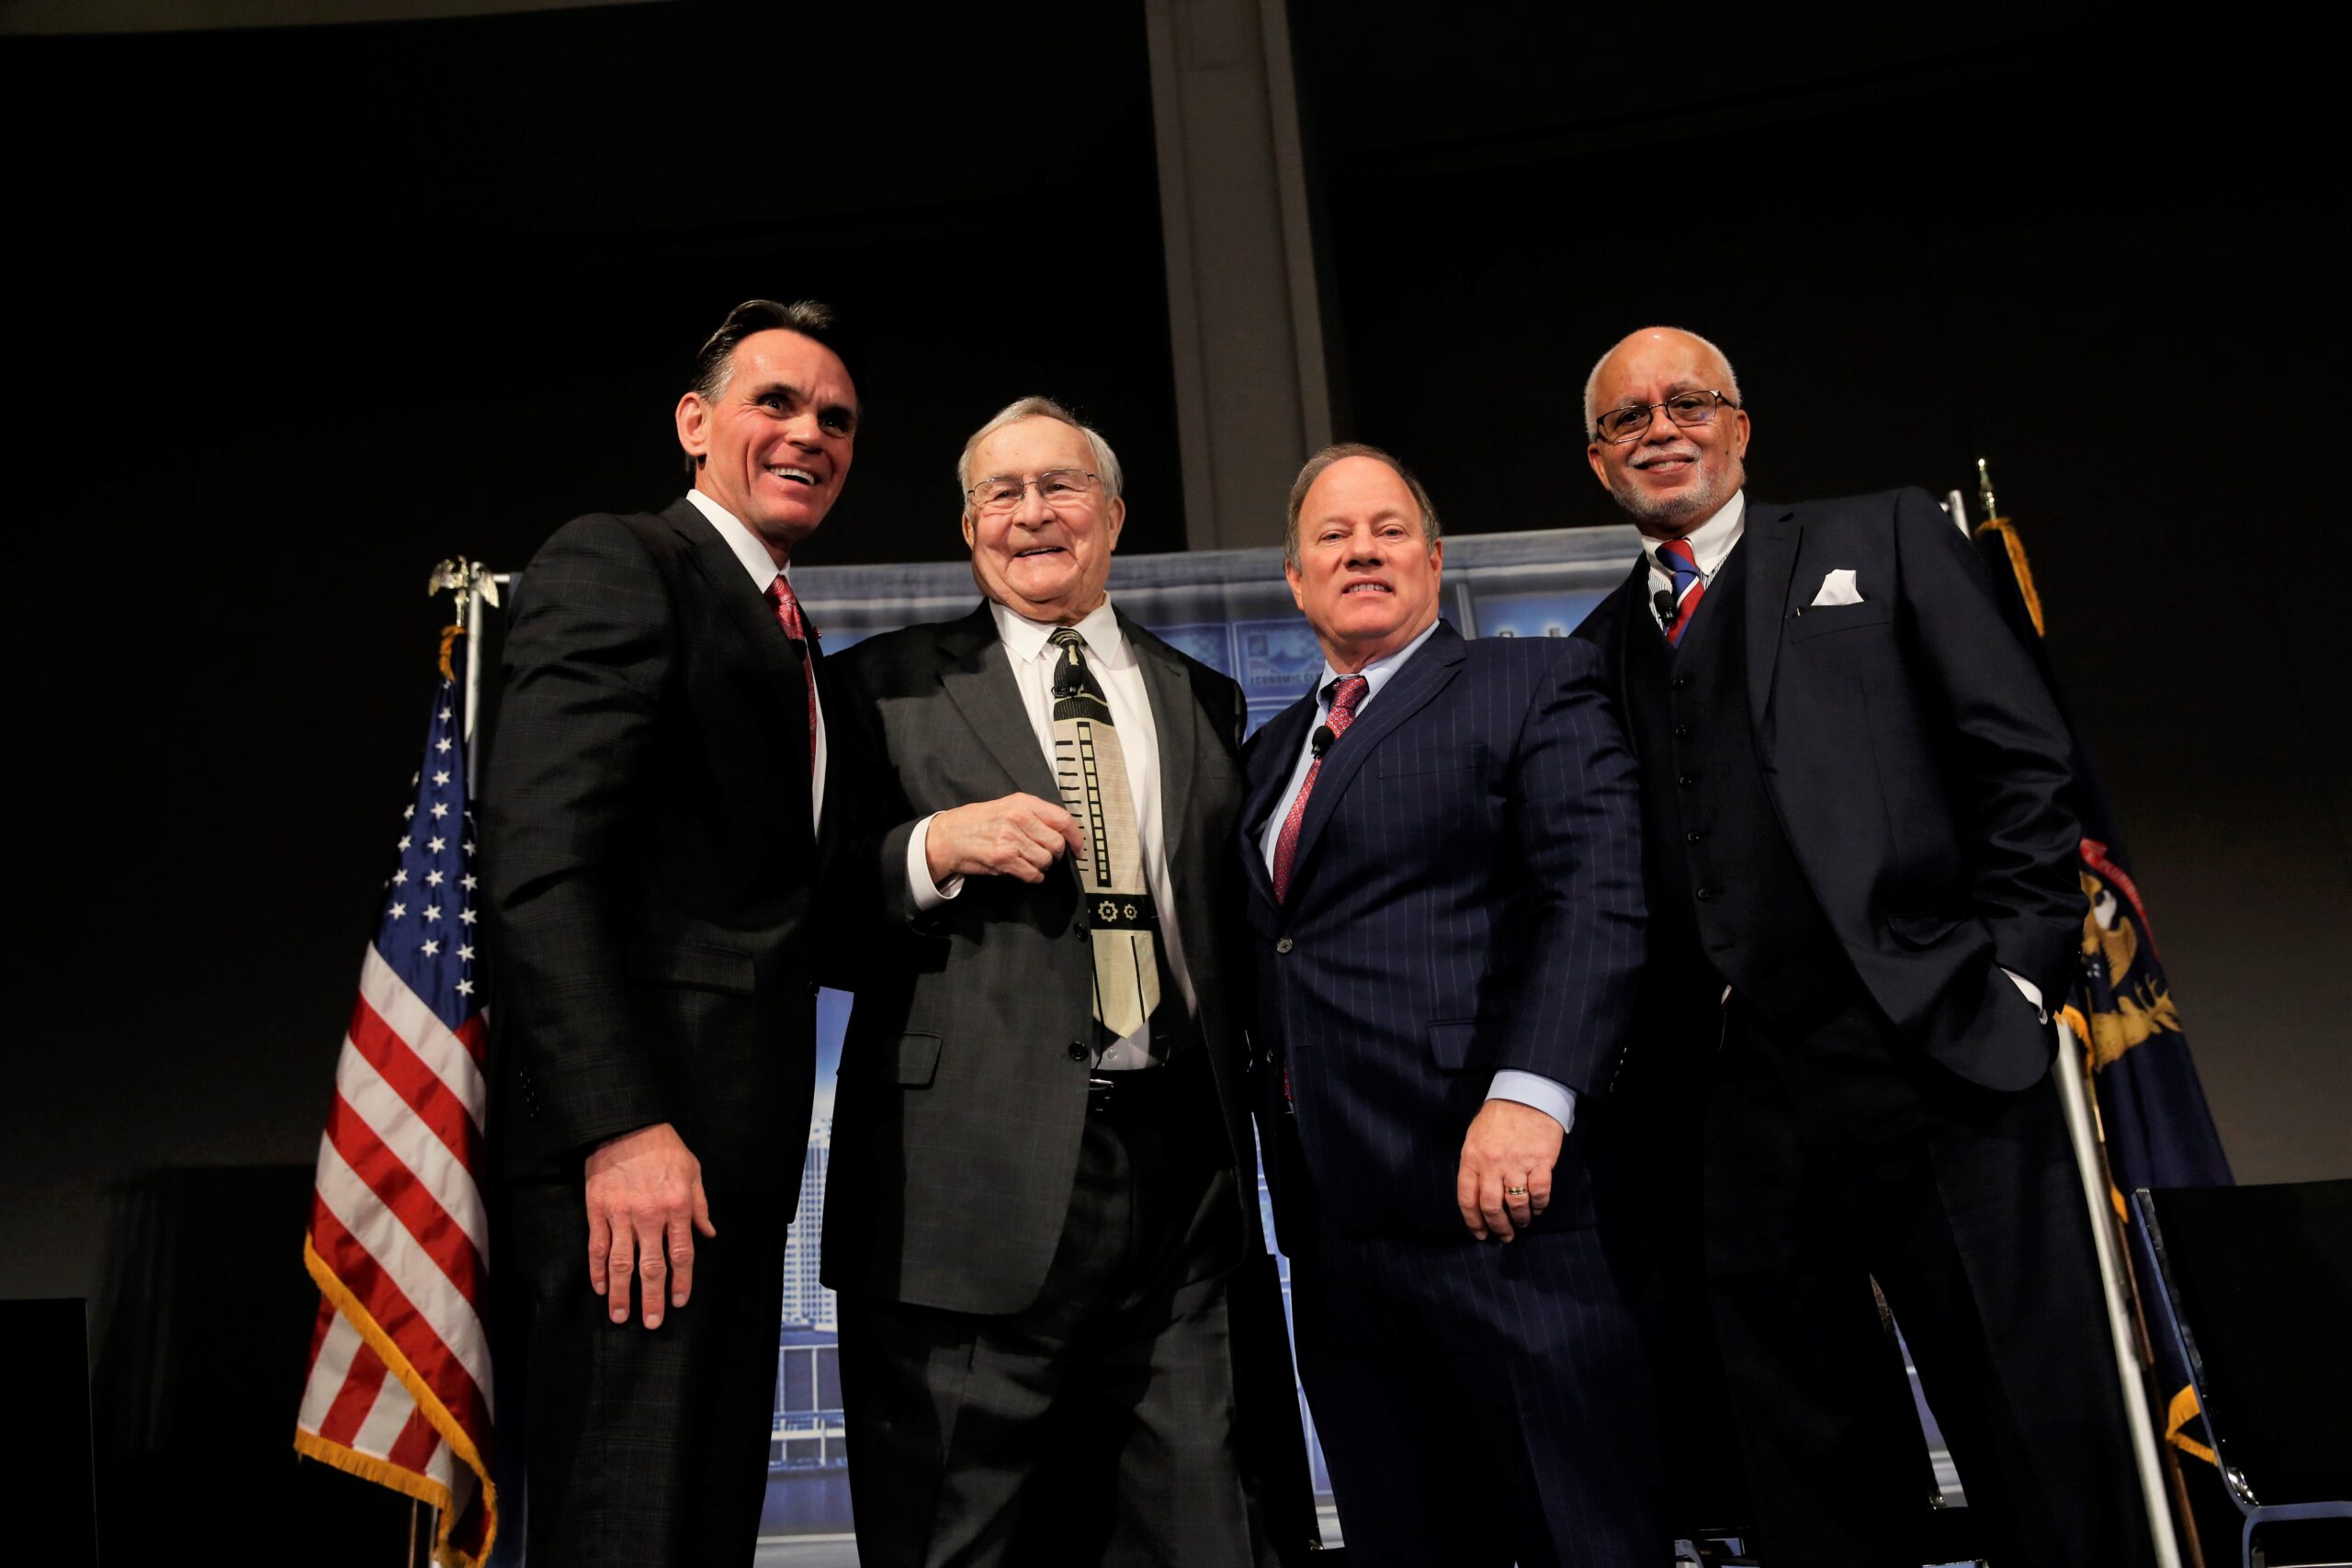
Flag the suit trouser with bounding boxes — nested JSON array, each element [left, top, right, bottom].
[[1288, 1213, 1665, 1568], [1704, 994, 2152, 1568], [836, 1050, 1263, 1568], [503, 1175, 790, 1568]]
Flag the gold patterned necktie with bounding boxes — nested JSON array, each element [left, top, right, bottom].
[[1048, 628, 1159, 1040]]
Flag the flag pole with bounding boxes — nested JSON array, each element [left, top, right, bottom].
[[1971, 465, 2183, 1564], [2052, 1020, 2184, 1568]]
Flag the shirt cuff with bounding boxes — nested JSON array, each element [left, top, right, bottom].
[[2002, 967, 2048, 1024], [907, 813, 963, 911], [1487, 1071, 1577, 1135]]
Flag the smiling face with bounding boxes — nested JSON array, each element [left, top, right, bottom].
[[1286, 455, 1445, 671], [674, 328, 858, 566], [961, 415, 1125, 625], [1585, 328, 1749, 537]]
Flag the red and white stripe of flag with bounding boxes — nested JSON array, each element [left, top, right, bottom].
[[295, 944, 497, 1566]]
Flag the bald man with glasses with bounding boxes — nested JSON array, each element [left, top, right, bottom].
[[1573, 327, 2151, 1567]]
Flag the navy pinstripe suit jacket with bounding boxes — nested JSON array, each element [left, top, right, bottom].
[[1240, 621, 1645, 1244]]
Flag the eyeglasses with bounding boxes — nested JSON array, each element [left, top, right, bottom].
[[966, 469, 1102, 514], [1593, 389, 1739, 445]]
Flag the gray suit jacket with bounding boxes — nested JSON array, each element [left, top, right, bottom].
[[819, 602, 1261, 1314]]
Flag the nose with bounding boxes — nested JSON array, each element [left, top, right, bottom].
[[1343, 525, 1382, 565], [782, 408, 826, 450], [1011, 479, 1054, 525]]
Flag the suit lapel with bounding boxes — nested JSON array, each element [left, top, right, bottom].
[[1742, 500, 1802, 733], [936, 604, 1060, 799], [1241, 694, 1317, 908], [1612, 555, 1647, 707], [1287, 622, 1466, 895], [1121, 611, 1199, 867], [662, 498, 819, 811]]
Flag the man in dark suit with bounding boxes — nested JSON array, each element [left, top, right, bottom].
[[1574, 326, 2150, 1566], [1239, 444, 1660, 1568], [820, 397, 1306, 1566], [482, 299, 857, 1565]]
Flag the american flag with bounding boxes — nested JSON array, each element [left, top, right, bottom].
[[295, 635, 497, 1566]]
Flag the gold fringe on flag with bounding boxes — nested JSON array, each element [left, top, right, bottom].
[[1973, 516, 2046, 637]]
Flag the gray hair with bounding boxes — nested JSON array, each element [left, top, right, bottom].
[[1582, 327, 1743, 439], [956, 396, 1124, 506], [1283, 442, 1442, 571]]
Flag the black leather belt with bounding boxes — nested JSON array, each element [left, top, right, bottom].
[[1086, 1022, 1206, 1116]]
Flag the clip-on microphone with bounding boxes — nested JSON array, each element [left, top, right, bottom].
[[1310, 725, 1336, 758], [1652, 587, 1680, 630]]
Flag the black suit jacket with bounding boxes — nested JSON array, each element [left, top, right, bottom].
[[1238, 624, 1646, 1244], [819, 602, 1263, 1315], [1576, 487, 2083, 1090], [483, 498, 824, 1199]]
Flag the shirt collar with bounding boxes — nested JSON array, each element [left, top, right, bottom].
[[1641, 488, 1746, 581], [989, 595, 1128, 668], [684, 490, 787, 592], [1319, 615, 1442, 710]]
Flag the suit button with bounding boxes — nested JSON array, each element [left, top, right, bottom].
[[1274, 937, 1295, 954], [1672, 724, 1690, 738], [1696, 886, 1716, 901], [1073, 926, 1089, 942], [1678, 775, 1695, 788], [1068, 1042, 1089, 1062], [1670, 675, 1690, 690], [1685, 829, 1702, 844]]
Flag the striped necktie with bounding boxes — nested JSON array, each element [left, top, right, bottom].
[[1657, 537, 1706, 647]]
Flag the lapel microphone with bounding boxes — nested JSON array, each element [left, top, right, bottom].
[[1652, 587, 1680, 629], [1310, 725, 1336, 758]]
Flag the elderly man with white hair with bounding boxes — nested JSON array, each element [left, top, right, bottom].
[[1572, 327, 2152, 1567], [819, 397, 1306, 1567]]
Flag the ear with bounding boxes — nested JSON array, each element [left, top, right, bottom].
[[1728, 407, 1751, 460], [1586, 439, 1611, 489], [676, 392, 711, 466], [1428, 537, 1445, 576], [1284, 558, 1307, 614], [960, 510, 977, 552], [1102, 495, 1126, 549]]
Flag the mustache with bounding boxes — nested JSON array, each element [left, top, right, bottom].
[[1629, 441, 1704, 469]]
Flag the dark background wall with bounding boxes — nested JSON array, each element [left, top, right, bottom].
[[2, 0, 2342, 1545]]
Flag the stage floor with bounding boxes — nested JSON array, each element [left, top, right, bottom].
[[754, 1505, 1350, 1563]]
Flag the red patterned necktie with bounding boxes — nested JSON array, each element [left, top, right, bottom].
[[1272, 673, 1368, 904], [1657, 537, 1705, 647], [765, 576, 819, 774]]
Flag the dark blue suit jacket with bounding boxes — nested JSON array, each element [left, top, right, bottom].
[[1239, 621, 1645, 1245]]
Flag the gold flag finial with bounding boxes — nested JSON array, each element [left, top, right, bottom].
[[1976, 457, 1998, 524], [426, 558, 501, 681]]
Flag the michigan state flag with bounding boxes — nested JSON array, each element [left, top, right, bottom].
[[1971, 515, 2233, 1501]]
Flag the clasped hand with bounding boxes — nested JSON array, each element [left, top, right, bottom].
[[925, 792, 1087, 885]]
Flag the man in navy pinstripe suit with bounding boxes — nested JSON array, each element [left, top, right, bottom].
[[1239, 445, 1663, 1567]]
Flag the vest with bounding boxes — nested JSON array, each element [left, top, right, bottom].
[[1623, 538, 1853, 1025]]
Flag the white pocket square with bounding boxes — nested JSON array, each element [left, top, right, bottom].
[[1809, 569, 1863, 607]]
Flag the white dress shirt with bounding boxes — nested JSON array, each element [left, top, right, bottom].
[[1635, 489, 2045, 1021], [1641, 489, 1746, 631], [683, 490, 825, 833], [906, 597, 1197, 1070], [1257, 617, 1577, 1134]]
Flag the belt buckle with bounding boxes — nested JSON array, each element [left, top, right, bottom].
[[1086, 1073, 1117, 1113]]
